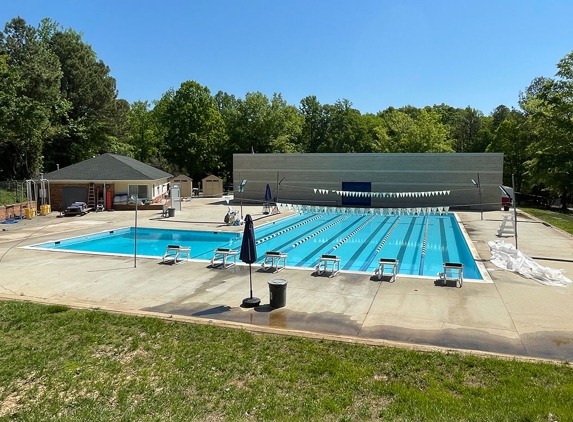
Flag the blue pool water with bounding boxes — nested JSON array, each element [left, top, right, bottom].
[[30, 213, 481, 279]]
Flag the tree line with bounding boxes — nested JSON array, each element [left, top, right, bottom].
[[1, 17, 572, 208]]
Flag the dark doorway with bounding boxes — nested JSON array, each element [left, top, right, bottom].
[[62, 187, 88, 210], [341, 182, 371, 207]]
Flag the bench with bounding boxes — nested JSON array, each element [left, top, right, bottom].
[[438, 262, 463, 288], [211, 248, 238, 269], [261, 251, 287, 273], [316, 254, 340, 277], [374, 258, 398, 282], [162, 244, 190, 264]]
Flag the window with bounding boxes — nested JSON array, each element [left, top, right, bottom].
[[128, 185, 148, 200]]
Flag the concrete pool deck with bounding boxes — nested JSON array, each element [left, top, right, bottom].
[[1, 197, 572, 362]]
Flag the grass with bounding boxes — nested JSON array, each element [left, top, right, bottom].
[[1, 301, 572, 421], [520, 206, 573, 236]]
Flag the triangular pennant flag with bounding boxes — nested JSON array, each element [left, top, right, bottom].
[[314, 188, 317, 194]]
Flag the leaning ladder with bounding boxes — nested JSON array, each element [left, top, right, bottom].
[[87, 183, 96, 209]]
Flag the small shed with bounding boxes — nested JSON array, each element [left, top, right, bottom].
[[171, 174, 193, 197], [201, 174, 223, 197]]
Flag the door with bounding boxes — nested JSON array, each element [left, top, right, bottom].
[[62, 187, 88, 210]]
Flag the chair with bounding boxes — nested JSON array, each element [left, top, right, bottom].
[[374, 258, 398, 282], [162, 244, 190, 264], [438, 262, 463, 288], [262, 202, 271, 214], [162, 205, 169, 218], [211, 248, 238, 268], [261, 251, 287, 273], [316, 254, 340, 277]]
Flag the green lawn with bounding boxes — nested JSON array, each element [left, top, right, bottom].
[[520, 206, 573, 236], [1, 301, 572, 421]]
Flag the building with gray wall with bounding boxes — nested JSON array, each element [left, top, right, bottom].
[[233, 153, 504, 211]]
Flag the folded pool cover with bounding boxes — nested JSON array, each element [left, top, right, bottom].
[[488, 240, 572, 287]]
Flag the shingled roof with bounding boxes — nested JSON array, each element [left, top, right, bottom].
[[43, 153, 172, 181]]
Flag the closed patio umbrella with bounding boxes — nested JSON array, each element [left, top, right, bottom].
[[240, 214, 260, 307], [265, 184, 272, 202], [263, 184, 273, 214]]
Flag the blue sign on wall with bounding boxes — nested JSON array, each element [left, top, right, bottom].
[[341, 182, 371, 206]]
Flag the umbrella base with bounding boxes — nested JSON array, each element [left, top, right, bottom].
[[242, 297, 261, 308]]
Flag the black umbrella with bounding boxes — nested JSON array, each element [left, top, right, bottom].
[[240, 214, 260, 307]]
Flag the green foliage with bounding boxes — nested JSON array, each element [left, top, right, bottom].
[[486, 110, 532, 190], [0, 16, 128, 179], [159, 81, 227, 179], [45, 28, 127, 169], [0, 18, 64, 179], [521, 50, 573, 209], [128, 100, 158, 162], [1, 300, 573, 420], [377, 108, 453, 152]]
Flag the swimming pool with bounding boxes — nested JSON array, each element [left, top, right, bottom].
[[29, 212, 482, 279]]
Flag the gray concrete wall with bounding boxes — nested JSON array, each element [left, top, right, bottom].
[[233, 153, 504, 210]]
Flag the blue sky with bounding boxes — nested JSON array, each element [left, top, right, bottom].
[[3, 0, 573, 115]]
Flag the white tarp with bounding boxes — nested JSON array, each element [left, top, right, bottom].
[[488, 240, 572, 287]]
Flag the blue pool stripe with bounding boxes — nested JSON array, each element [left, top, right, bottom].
[[256, 214, 321, 246], [395, 217, 418, 266], [297, 215, 370, 267], [418, 217, 429, 276], [360, 217, 400, 271], [332, 216, 374, 251], [440, 218, 450, 263], [291, 216, 348, 248], [256, 214, 343, 258], [339, 216, 391, 271]]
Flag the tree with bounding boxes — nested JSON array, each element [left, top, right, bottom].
[[377, 107, 452, 153], [453, 107, 483, 152], [44, 27, 124, 169], [320, 99, 373, 153], [0, 17, 64, 179], [521, 51, 573, 209], [486, 110, 530, 190], [299, 95, 326, 152], [267, 94, 303, 153], [491, 104, 511, 132], [160, 81, 226, 180], [129, 100, 157, 162]]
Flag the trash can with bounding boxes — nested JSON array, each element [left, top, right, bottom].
[[168, 207, 175, 217], [268, 278, 287, 308], [25, 208, 33, 219]]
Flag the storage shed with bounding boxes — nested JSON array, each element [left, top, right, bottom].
[[171, 174, 193, 198], [201, 174, 223, 197]]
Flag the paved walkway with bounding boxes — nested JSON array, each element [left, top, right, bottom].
[[1, 198, 572, 362]]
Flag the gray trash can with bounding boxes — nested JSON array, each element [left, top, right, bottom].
[[168, 207, 175, 217], [268, 278, 287, 308]]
